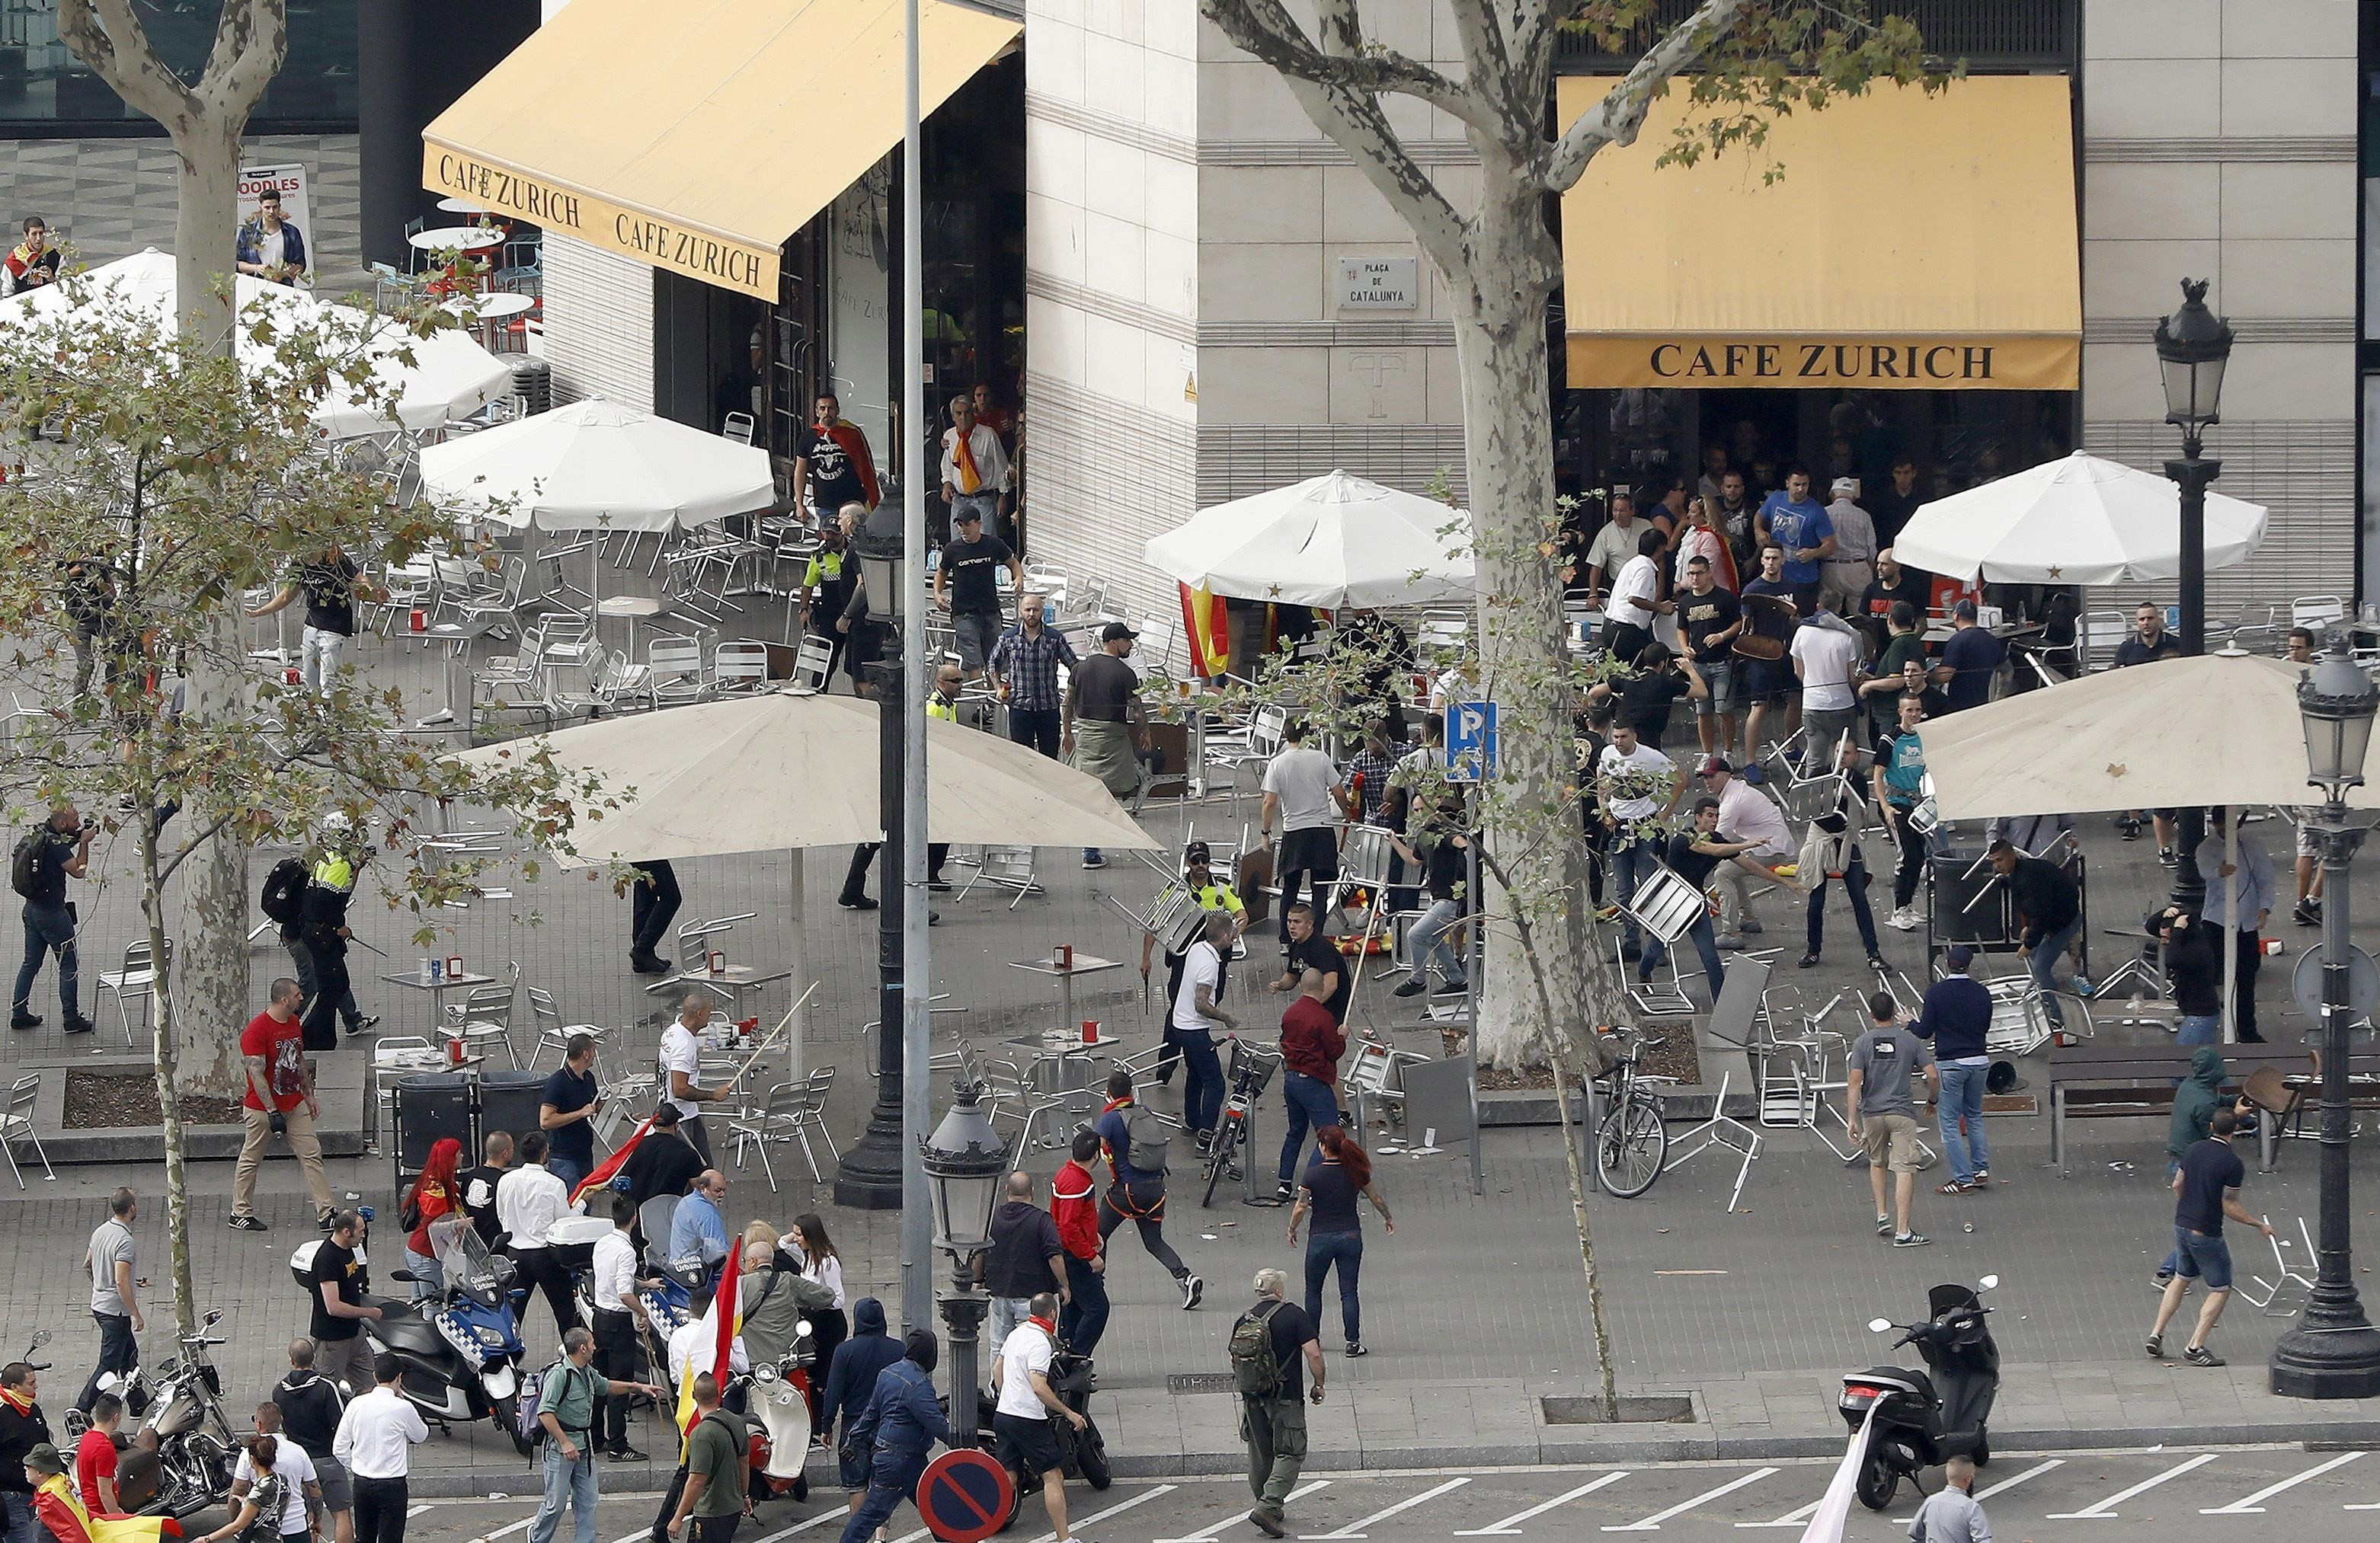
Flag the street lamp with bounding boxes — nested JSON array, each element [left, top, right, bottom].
[[2270, 652, 2380, 1398], [919, 1080, 1006, 1444], [2154, 278, 2234, 913], [833, 498, 910, 1215]]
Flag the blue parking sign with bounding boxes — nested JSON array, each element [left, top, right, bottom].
[[1447, 700, 1497, 781]]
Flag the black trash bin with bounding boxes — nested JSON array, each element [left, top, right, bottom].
[[393, 1072, 473, 1185], [477, 1069, 549, 1157]]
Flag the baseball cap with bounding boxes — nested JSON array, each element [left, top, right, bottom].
[[1831, 476, 1859, 497], [1099, 621, 1138, 643], [955, 506, 982, 524], [1953, 598, 1979, 620], [1697, 755, 1732, 776], [1184, 840, 1211, 864], [1947, 944, 1976, 970]]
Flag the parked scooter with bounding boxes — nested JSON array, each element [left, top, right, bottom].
[[292, 1219, 533, 1456], [1838, 1275, 2002, 1509], [741, 1341, 816, 1508]]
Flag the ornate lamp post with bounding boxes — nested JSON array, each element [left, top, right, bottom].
[[2153, 278, 2234, 912], [919, 1081, 1005, 1443], [2269, 652, 2380, 1398]]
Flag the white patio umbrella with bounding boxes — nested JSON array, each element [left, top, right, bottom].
[[1892, 449, 2269, 586], [414, 398, 775, 535], [1921, 649, 2373, 1040], [453, 689, 1160, 1069], [0, 248, 512, 438], [1144, 469, 1473, 609]]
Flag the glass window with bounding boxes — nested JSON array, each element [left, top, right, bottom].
[[0, 0, 355, 133]]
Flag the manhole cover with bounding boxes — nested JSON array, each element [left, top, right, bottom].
[[1167, 1373, 1239, 1395]]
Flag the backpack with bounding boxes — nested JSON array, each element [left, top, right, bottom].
[[1227, 1301, 1284, 1397], [9, 829, 44, 900], [260, 857, 309, 927], [517, 1363, 555, 1447], [1122, 1103, 1170, 1175]]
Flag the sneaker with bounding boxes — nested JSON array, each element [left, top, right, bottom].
[[1892, 1232, 1932, 1248], [1180, 1273, 1204, 1310], [1867, 954, 1889, 975], [62, 1017, 95, 1036], [1971, 1170, 1989, 1187], [343, 1015, 380, 1037], [2151, 1268, 2174, 1290], [1876, 1215, 1892, 1237], [318, 1212, 337, 1231], [837, 893, 880, 911], [1275, 1182, 1295, 1204], [1888, 906, 1921, 931], [2294, 902, 2320, 928], [1345, 1341, 1368, 1357], [227, 1215, 267, 1232], [2119, 818, 2143, 841], [608, 1446, 648, 1462], [2184, 1344, 2225, 1367], [1715, 934, 1746, 950], [1251, 1510, 1287, 1538], [1433, 980, 1470, 997], [1739, 918, 1764, 935], [2144, 1334, 2163, 1359], [1797, 954, 1821, 969], [2158, 846, 2178, 867], [8, 1014, 38, 1030], [1937, 1179, 1971, 1195], [1393, 977, 1429, 998]]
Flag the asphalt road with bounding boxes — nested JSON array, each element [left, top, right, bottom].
[[374, 1442, 2380, 1543]]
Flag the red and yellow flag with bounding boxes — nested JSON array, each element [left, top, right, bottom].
[[39, 1474, 181, 1543], [570, 1117, 651, 1208], [676, 1238, 744, 1450], [1181, 583, 1230, 679]]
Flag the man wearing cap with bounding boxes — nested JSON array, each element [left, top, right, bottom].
[[1140, 844, 1246, 1083], [930, 493, 1022, 686], [1819, 478, 1876, 618], [1940, 600, 2004, 714], [1064, 621, 1149, 872], [1697, 757, 1798, 947], [1915, 945, 1994, 1193]]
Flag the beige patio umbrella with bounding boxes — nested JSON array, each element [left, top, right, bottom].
[[453, 688, 1160, 1066], [1921, 649, 2377, 1040]]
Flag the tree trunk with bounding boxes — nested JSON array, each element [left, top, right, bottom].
[[169, 120, 245, 353], [1449, 177, 1619, 1074], [178, 611, 250, 1098], [139, 823, 198, 1339]]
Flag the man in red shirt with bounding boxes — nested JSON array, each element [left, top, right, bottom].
[[73, 1395, 120, 1513], [230, 977, 333, 1232], [1050, 1129, 1107, 1355], [1272, 969, 1347, 1203]]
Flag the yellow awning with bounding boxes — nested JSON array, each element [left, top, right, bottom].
[[422, 0, 1021, 300], [1557, 75, 2079, 391]]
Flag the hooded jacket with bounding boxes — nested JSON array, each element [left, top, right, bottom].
[[2168, 1046, 2228, 1164], [2163, 918, 2222, 1018], [848, 1335, 948, 1462], [981, 1200, 1063, 1299], [819, 1298, 905, 1442]]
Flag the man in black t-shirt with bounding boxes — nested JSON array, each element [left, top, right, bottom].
[[2145, 1110, 2273, 1366], [619, 1104, 705, 1211], [1738, 543, 1801, 765], [308, 1212, 380, 1393], [11, 803, 94, 1033], [1678, 555, 1742, 758], [538, 1035, 602, 1192], [1236, 1267, 1323, 1537], [1598, 643, 1706, 751], [930, 509, 1022, 683], [790, 393, 878, 517], [1643, 797, 1758, 997], [1857, 550, 1930, 654], [247, 544, 375, 695], [1271, 903, 1349, 1023], [460, 1132, 513, 1249]]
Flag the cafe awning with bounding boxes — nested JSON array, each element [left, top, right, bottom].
[[1556, 75, 2080, 391], [421, 0, 1021, 300]]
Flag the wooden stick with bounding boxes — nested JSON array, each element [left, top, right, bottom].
[[721, 980, 821, 1085]]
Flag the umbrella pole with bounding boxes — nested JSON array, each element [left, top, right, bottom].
[[2222, 816, 2238, 1045], [788, 847, 808, 1081]]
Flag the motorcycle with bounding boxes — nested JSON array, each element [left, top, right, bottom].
[[981, 1342, 1112, 1530], [1839, 1274, 2002, 1510], [293, 1221, 533, 1456], [130, 1311, 241, 1519]]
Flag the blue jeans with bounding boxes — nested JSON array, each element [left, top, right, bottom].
[[1180, 1034, 1224, 1138], [1060, 1251, 1109, 1356], [12, 898, 78, 1018], [2176, 1013, 2220, 1047], [1937, 1062, 1991, 1184], [1278, 1071, 1345, 1184], [1304, 1231, 1364, 1343], [1643, 913, 1725, 995], [547, 1155, 586, 1192], [840, 1451, 930, 1543], [1409, 898, 1468, 986], [4, 1488, 37, 1543], [77, 1309, 137, 1413], [405, 1247, 444, 1301], [1805, 851, 1879, 957], [1611, 835, 1661, 951], [529, 1439, 598, 1543], [2028, 915, 2084, 1025]]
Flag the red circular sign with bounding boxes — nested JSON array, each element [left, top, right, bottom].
[[916, 1448, 1012, 1543]]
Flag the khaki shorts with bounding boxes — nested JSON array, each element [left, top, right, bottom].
[[1861, 1112, 1924, 1173]]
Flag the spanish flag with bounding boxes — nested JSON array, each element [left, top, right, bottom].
[[37, 1474, 181, 1543], [570, 1117, 651, 1208], [676, 1238, 743, 1453], [1180, 583, 1230, 679]]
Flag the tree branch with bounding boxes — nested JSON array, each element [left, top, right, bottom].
[[1544, 0, 1747, 190], [55, 0, 198, 126], [199, 0, 289, 123]]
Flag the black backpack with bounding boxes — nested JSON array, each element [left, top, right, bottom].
[[260, 858, 309, 927], [9, 828, 44, 900]]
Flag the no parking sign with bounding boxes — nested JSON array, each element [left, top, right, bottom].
[[916, 1448, 1012, 1543]]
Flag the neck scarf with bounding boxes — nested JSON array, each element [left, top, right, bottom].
[[952, 427, 983, 495]]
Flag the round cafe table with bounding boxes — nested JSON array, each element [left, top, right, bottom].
[[408, 225, 503, 254], [437, 196, 489, 215]]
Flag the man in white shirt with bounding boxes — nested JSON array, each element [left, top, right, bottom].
[[588, 1193, 653, 1462], [333, 1356, 427, 1543], [1172, 912, 1240, 1151], [1789, 593, 1863, 775], [988, 1291, 1088, 1543], [1697, 757, 1799, 947], [218, 1413, 321, 1543], [497, 1131, 578, 1343], [939, 396, 1012, 538], [1601, 529, 1669, 666], [1258, 720, 1348, 950], [1595, 722, 1681, 960], [658, 994, 731, 1164], [1819, 477, 1877, 617]]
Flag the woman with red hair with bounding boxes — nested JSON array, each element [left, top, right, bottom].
[[1284, 1126, 1393, 1357], [402, 1137, 462, 1299]]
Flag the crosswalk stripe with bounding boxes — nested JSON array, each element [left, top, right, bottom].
[[1604, 1468, 1776, 1532], [406, 1507, 431, 1519], [1150, 1479, 1331, 1542], [1456, 1472, 1630, 1535], [2046, 1452, 2219, 1519], [475, 1518, 540, 1543], [2200, 1451, 2365, 1513], [749, 1509, 860, 1541], [1019, 1484, 1177, 1543], [1732, 1498, 1820, 1531], [1297, 1476, 1471, 1538], [1894, 1458, 2065, 1524]]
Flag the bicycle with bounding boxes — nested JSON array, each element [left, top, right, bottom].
[[1201, 1035, 1283, 1207], [1591, 1025, 1673, 1198]]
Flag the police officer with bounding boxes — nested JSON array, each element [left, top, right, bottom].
[[299, 814, 371, 1051], [1137, 841, 1246, 1084]]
